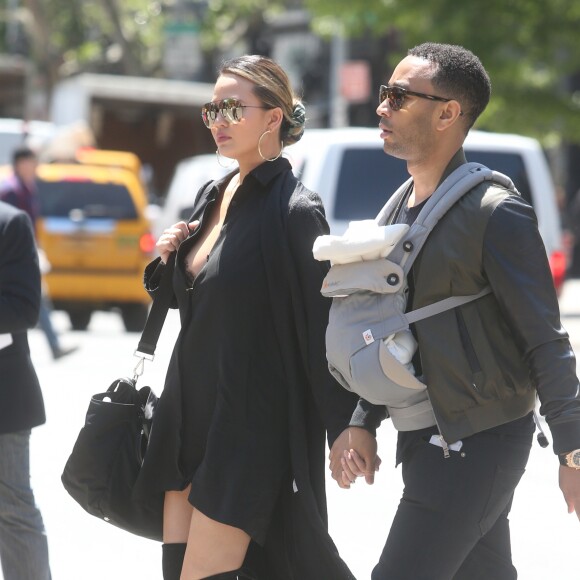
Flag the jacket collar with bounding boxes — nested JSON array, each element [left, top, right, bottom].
[[208, 156, 292, 200], [438, 148, 468, 187], [250, 156, 292, 187]]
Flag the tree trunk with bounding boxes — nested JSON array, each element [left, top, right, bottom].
[[20, 0, 61, 105], [98, 0, 143, 76]]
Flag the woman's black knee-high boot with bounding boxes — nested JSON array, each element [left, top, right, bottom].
[[162, 543, 187, 580]]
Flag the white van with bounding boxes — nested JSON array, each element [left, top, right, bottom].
[[0, 118, 56, 164], [157, 128, 566, 292], [285, 128, 566, 293], [154, 153, 235, 239]]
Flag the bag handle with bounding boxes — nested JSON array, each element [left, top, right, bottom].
[[132, 252, 176, 380]]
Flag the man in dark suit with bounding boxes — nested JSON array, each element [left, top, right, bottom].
[[0, 200, 51, 579], [0, 146, 77, 360]]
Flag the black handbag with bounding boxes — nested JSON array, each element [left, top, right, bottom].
[[61, 255, 175, 541]]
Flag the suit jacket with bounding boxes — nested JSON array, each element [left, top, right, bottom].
[[0, 200, 46, 435], [0, 174, 39, 228]]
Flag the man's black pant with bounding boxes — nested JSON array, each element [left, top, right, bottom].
[[372, 414, 535, 580]]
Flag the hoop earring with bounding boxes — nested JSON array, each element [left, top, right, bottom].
[[258, 130, 283, 162], [216, 149, 235, 168]]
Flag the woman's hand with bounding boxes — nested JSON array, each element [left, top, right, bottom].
[[329, 427, 381, 489], [156, 220, 199, 264]]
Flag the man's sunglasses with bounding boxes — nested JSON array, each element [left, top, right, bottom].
[[201, 98, 270, 128], [379, 84, 452, 112]]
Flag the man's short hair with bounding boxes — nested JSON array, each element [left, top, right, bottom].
[[12, 146, 37, 167], [408, 43, 491, 131]]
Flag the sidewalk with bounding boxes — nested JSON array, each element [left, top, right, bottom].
[[3, 280, 580, 579]]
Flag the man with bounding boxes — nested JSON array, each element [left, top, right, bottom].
[[333, 43, 580, 579], [0, 146, 77, 360], [0, 200, 51, 579]]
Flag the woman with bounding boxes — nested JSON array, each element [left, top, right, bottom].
[[135, 55, 368, 580]]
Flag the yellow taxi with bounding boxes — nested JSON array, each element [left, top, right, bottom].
[[75, 148, 143, 176], [36, 160, 155, 331]]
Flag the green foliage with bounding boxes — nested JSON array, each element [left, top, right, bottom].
[[8, 0, 287, 76], [304, 0, 580, 143], [5, 0, 580, 143], [199, 0, 285, 51], [21, 0, 167, 76]]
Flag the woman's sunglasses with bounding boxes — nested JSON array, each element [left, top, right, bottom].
[[201, 98, 270, 128], [379, 84, 452, 112]]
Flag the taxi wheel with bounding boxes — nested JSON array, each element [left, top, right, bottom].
[[68, 309, 93, 331], [121, 303, 148, 332]]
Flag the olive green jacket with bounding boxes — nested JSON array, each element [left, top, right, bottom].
[[352, 150, 580, 453]]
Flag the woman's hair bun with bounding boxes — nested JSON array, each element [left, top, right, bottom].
[[291, 102, 306, 127], [283, 100, 306, 145]]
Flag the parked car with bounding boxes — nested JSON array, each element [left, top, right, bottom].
[[75, 147, 163, 223], [75, 148, 143, 175], [36, 160, 156, 331], [158, 128, 566, 293]]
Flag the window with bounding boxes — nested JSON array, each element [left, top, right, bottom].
[[333, 149, 408, 221], [465, 150, 532, 205], [37, 180, 137, 219], [333, 147, 533, 223]]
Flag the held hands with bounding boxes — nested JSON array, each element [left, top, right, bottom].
[[156, 220, 199, 264], [329, 427, 381, 489], [559, 466, 580, 521]]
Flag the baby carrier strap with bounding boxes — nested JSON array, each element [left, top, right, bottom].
[[383, 162, 516, 274], [377, 163, 514, 332], [405, 287, 493, 325], [322, 162, 516, 424]]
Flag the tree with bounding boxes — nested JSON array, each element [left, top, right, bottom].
[[304, 0, 580, 144], [4, 0, 289, 105], [20, 0, 166, 79]]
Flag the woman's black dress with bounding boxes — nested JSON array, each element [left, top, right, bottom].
[[135, 158, 358, 578]]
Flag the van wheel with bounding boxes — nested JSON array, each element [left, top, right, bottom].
[[121, 304, 148, 332], [68, 309, 93, 331]]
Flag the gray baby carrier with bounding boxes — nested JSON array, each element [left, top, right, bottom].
[[322, 163, 516, 431]]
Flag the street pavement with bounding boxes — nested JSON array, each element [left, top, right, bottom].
[[6, 280, 580, 579]]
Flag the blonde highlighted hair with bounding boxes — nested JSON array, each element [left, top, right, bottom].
[[219, 55, 306, 146]]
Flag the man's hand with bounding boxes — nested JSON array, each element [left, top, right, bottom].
[[559, 466, 580, 521], [329, 427, 380, 489]]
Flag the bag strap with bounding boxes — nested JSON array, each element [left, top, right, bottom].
[[134, 252, 176, 361], [130, 179, 218, 381], [132, 178, 217, 364]]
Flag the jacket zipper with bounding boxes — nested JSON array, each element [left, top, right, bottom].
[[438, 434, 450, 459], [423, 309, 482, 459], [424, 388, 450, 459], [455, 309, 482, 390]]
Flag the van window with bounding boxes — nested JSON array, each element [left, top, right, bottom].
[[333, 148, 533, 222], [37, 180, 138, 219], [334, 149, 408, 220], [464, 150, 532, 205]]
